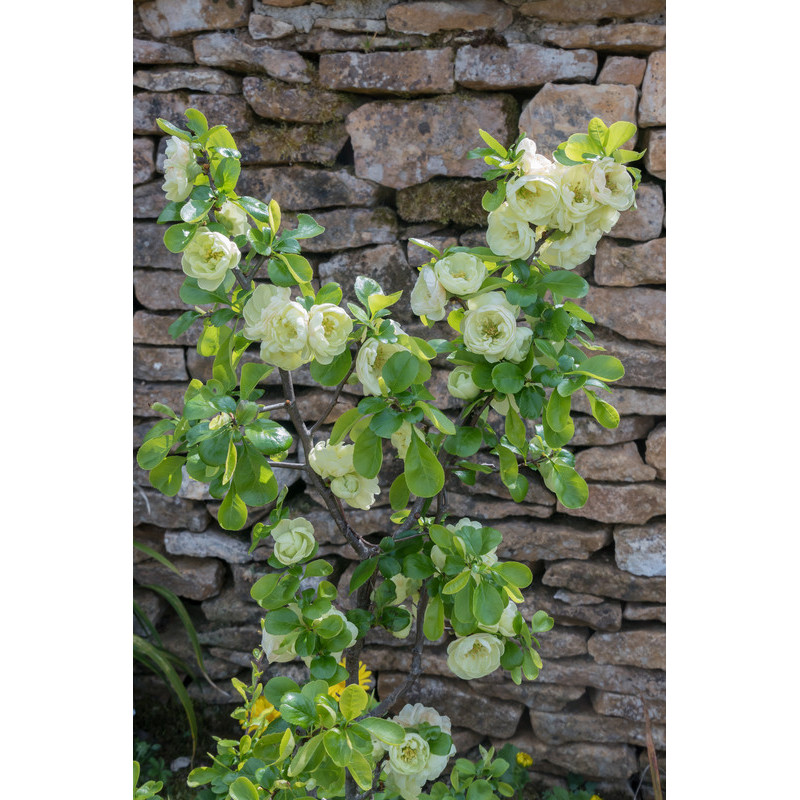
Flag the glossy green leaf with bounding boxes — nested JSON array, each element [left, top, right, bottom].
[[240, 363, 273, 401], [389, 473, 410, 511], [357, 716, 405, 745], [311, 348, 353, 387], [568, 355, 624, 382], [541, 270, 589, 298], [244, 419, 293, 455], [353, 427, 383, 479], [443, 426, 483, 458], [218, 490, 247, 530], [323, 729, 353, 767], [339, 684, 368, 721], [538, 460, 588, 508], [604, 120, 637, 153], [492, 363, 525, 395], [180, 185, 216, 224], [473, 581, 504, 626], [148, 456, 185, 496], [163, 223, 197, 253], [546, 389, 572, 432], [423, 594, 445, 640], [584, 389, 620, 429], [404, 429, 444, 498], [382, 351, 419, 393], [347, 749, 373, 791], [493, 561, 532, 589]]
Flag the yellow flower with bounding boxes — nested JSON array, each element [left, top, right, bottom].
[[590, 796, 603, 800], [516, 751, 533, 768], [241, 694, 281, 733], [328, 660, 373, 701]]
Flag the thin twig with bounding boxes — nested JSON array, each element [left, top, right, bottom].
[[308, 359, 357, 437], [267, 461, 306, 471], [259, 400, 291, 413]]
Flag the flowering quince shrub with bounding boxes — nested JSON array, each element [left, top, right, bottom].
[[136, 108, 643, 800]]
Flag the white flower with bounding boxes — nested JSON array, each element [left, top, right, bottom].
[[384, 704, 456, 800], [162, 136, 200, 202], [356, 338, 407, 396], [486, 203, 537, 260], [410, 267, 448, 321], [462, 292, 519, 363], [216, 200, 249, 237], [433, 252, 487, 296], [552, 163, 599, 230], [504, 326, 533, 364], [505, 173, 561, 227], [241, 284, 311, 370], [447, 632, 504, 680], [430, 544, 447, 572], [589, 157, 636, 211], [540, 223, 603, 270], [307, 303, 352, 365], [584, 202, 621, 235], [261, 609, 300, 664], [447, 366, 481, 401], [330, 472, 380, 510], [270, 517, 316, 565], [308, 440, 355, 479], [391, 421, 415, 459], [517, 137, 556, 177], [181, 229, 241, 291]]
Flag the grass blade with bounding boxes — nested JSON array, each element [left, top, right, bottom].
[[133, 541, 182, 575]]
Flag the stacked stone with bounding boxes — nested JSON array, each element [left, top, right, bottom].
[[133, 1, 666, 797]]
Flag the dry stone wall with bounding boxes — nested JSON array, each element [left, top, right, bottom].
[[133, 1, 666, 796]]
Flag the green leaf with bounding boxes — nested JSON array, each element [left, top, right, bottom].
[[368, 290, 403, 316], [310, 654, 339, 681], [493, 561, 532, 589], [370, 408, 403, 438], [478, 129, 508, 158], [163, 223, 197, 253], [250, 573, 280, 603], [292, 212, 325, 239], [156, 118, 191, 140], [137, 434, 174, 470], [323, 729, 353, 767], [223, 437, 238, 485], [546, 389, 572, 432], [482, 182, 506, 213], [442, 570, 471, 595], [180, 185, 216, 224], [234, 445, 278, 507], [184, 108, 209, 136], [315, 282, 343, 305], [349, 557, 378, 593], [240, 363, 273, 401], [168, 310, 200, 340], [148, 456, 185, 497], [238, 195, 271, 223], [353, 427, 383, 479], [504, 406, 527, 450], [538, 461, 588, 508], [517, 386, 544, 420], [280, 252, 313, 283], [357, 717, 406, 745], [339, 684, 368, 721], [423, 594, 445, 640], [531, 609, 555, 633], [218, 490, 247, 530], [304, 559, 333, 578], [568, 355, 624, 382], [492, 363, 525, 395], [212, 156, 241, 193], [473, 581, 504, 626], [330, 407, 362, 445], [347, 750, 373, 791], [588, 117, 609, 148], [389, 473, 410, 511], [604, 120, 637, 153], [404, 429, 444, 498], [443, 426, 483, 458], [382, 351, 419, 393], [541, 413, 574, 449], [467, 779, 495, 800], [310, 348, 353, 387], [541, 271, 589, 298], [417, 402, 456, 436], [403, 552, 434, 579], [584, 389, 620, 429], [244, 419, 293, 455]]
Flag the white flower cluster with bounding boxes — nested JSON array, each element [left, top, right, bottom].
[[375, 703, 456, 800], [487, 137, 636, 270], [182, 229, 241, 291], [308, 440, 380, 510], [242, 285, 353, 371], [410, 252, 487, 321], [161, 136, 201, 202], [260, 603, 357, 666], [269, 516, 316, 566]]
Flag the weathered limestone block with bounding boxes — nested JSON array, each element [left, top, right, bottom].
[[134, 270, 187, 311], [133, 38, 194, 64], [202, 586, 264, 624], [518, 84, 637, 157], [319, 49, 455, 94], [133, 346, 188, 382], [614, 521, 666, 576], [539, 23, 665, 53], [594, 237, 666, 286], [139, 0, 250, 37], [570, 415, 656, 447], [134, 381, 187, 418], [134, 311, 201, 346], [531, 708, 666, 750], [386, 0, 513, 34], [237, 166, 381, 210], [165, 529, 254, 564], [193, 33, 311, 83], [477, 681, 586, 712], [645, 421, 666, 479], [444, 493, 554, 521], [396, 179, 485, 226], [133, 67, 241, 94], [377, 673, 524, 737], [280, 208, 399, 252], [518, 0, 664, 21], [525, 739, 639, 781], [588, 628, 666, 670], [575, 442, 657, 483], [498, 518, 612, 562], [133, 586, 168, 634], [558, 481, 665, 524], [134, 555, 225, 600], [639, 51, 666, 127], [523, 586, 623, 632], [249, 13, 295, 39], [573, 387, 665, 416], [536, 655, 666, 699], [314, 18, 387, 33], [591, 688, 666, 724], [236, 123, 350, 166], [133, 92, 252, 135], [134, 181, 166, 219], [543, 558, 666, 602], [289, 31, 425, 52], [597, 56, 647, 86], [243, 77, 359, 123], [455, 44, 597, 89], [134, 223, 182, 268], [133, 489, 209, 532], [347, 94, 516, 189], [623, 602, 665, 622], [133, 138, 155, 186], [610, 183, 665, 240], [592, 331, 665, 389], [581, 287, 665, 344], [643, 127, 666, 179]]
